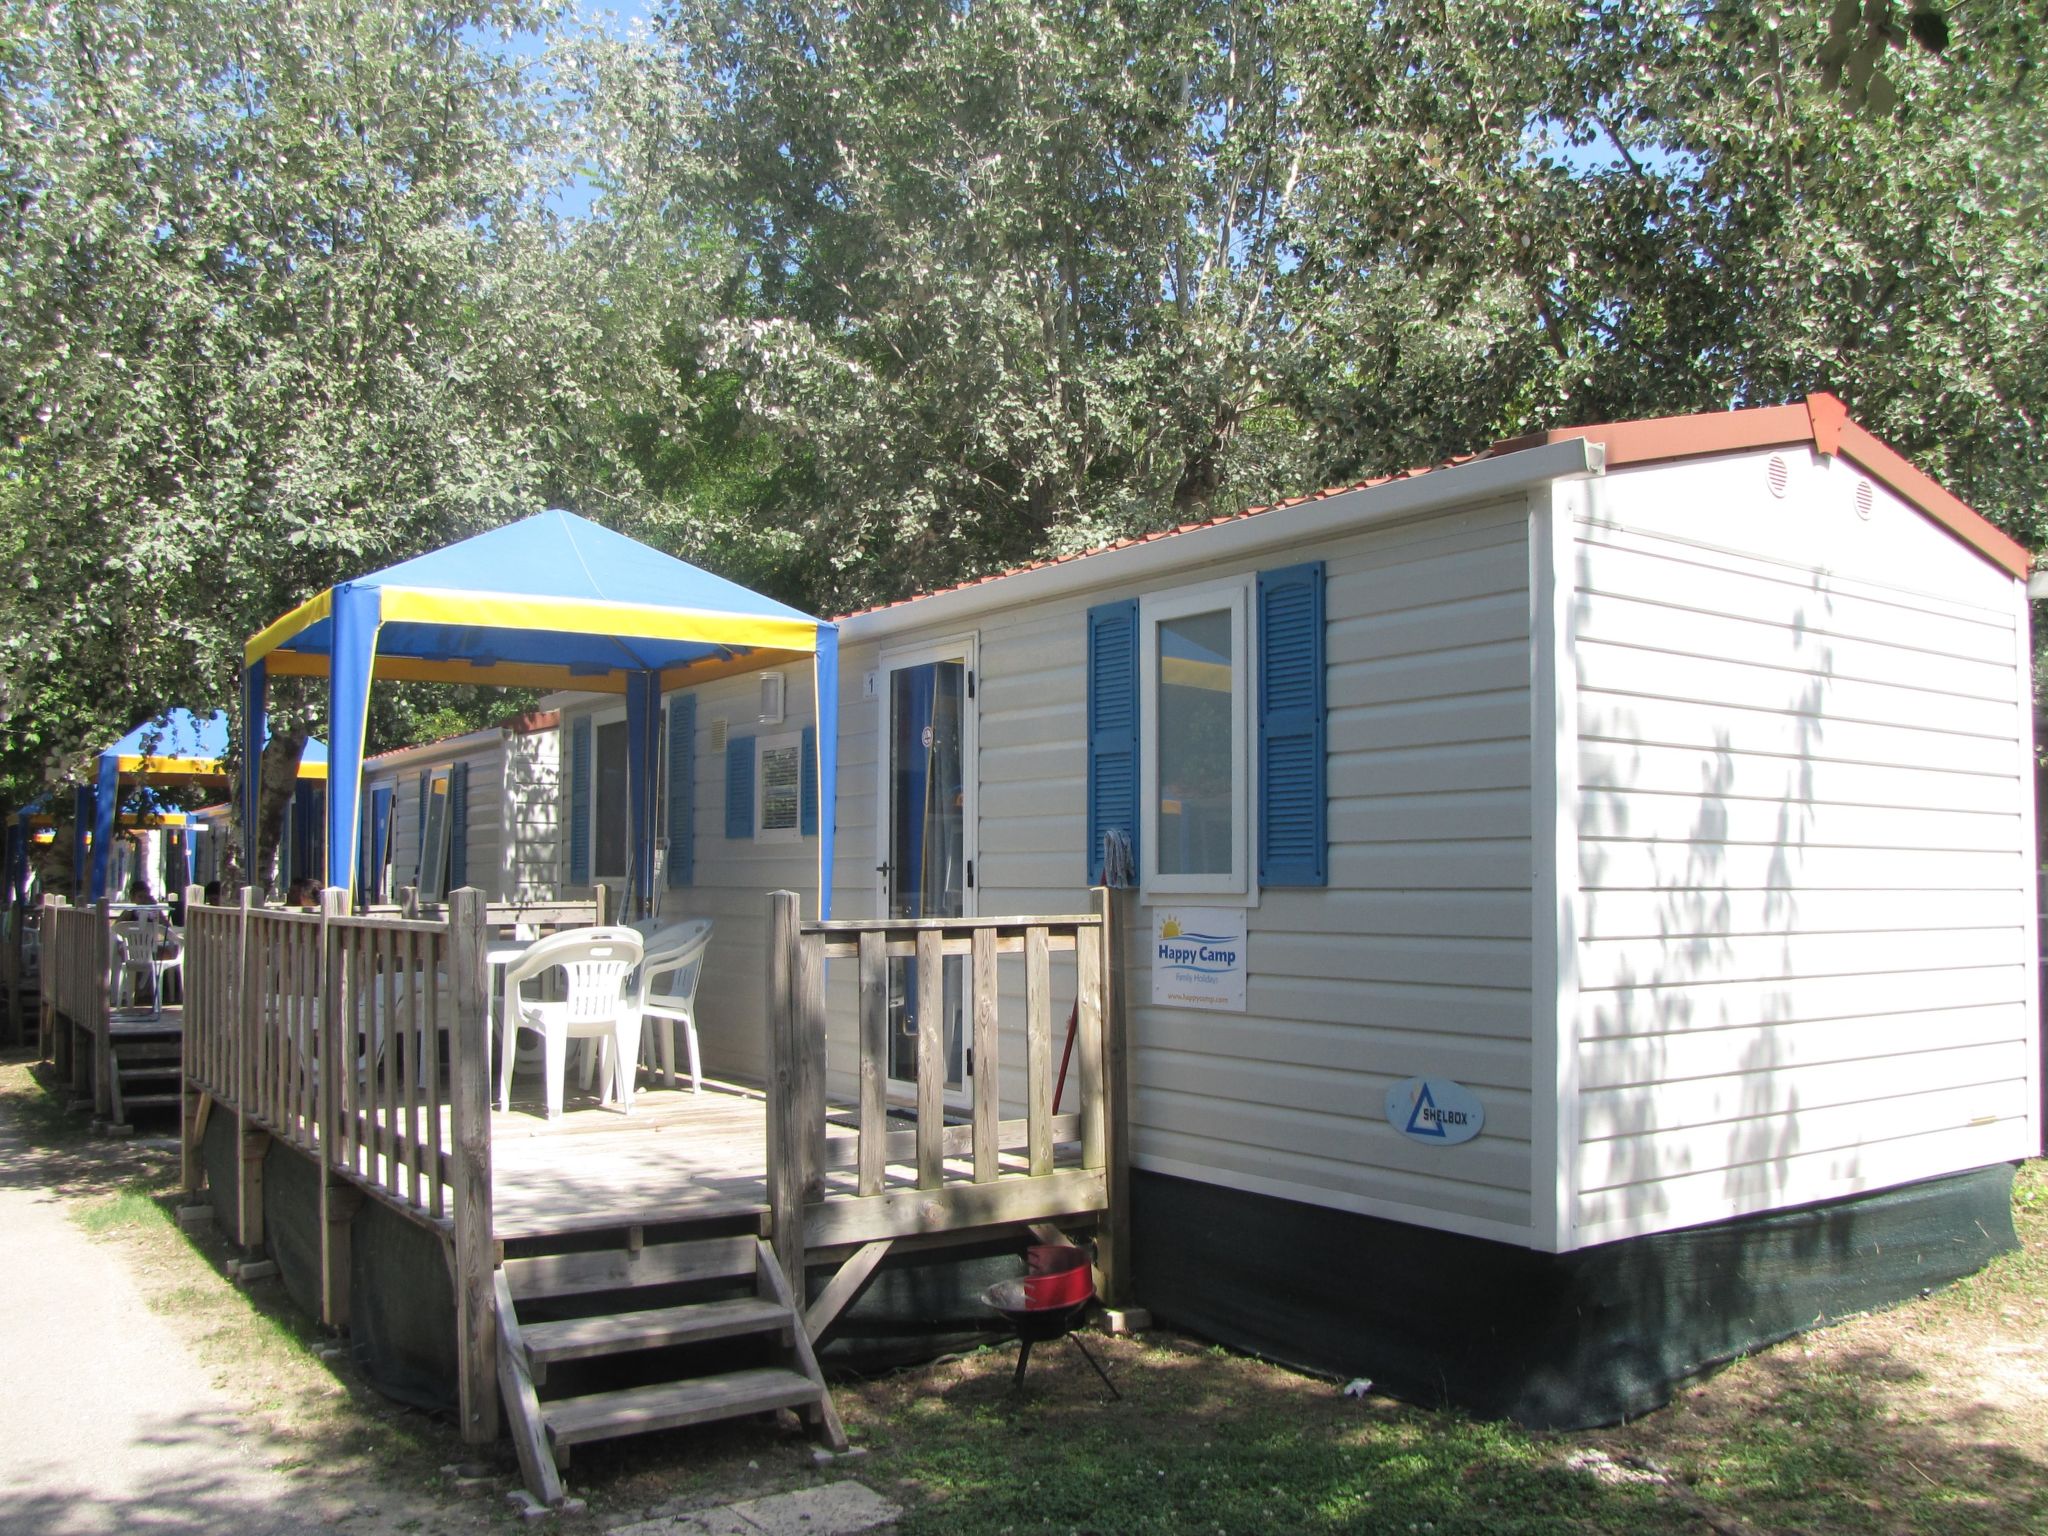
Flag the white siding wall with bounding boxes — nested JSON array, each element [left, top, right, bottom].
[[818, 498, 1541, 1243], [503, 726, 560, 899], [1565, 448, 2038, 1245], [363, 733, 510, 901]]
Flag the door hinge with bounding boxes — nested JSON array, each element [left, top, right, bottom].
[[966, 669, 975, 699], [966, 858, 974, 889], [966, 1047, 974, 1078]]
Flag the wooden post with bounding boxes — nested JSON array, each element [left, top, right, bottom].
[[1091, 887, 1132, 1306], [180, 883, 206, 1195], [92, 898, 113, 1119], [765, 891, 806, 1294], [3, 894, 22, 1049], [316, 888, 354, 1328], [42, 896, 62, 1070], [448, 887, 499, 1444], [234, 888, 266, 1252]]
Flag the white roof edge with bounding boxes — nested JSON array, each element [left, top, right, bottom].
[[839, 437, 1603, 643], [362, 725, 505, 774]]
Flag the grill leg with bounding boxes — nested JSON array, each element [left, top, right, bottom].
[[1068, 1333, 1121, 1401], [1011, 1339, 1034, 1393]]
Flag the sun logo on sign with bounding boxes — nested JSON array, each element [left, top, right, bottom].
[[1159, 917, 1183, 938]]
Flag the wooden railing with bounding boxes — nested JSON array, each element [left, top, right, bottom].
[[766, 888, 1130, 1310], [180, 885, 498, 1446], [39, 896, 112, 1114]]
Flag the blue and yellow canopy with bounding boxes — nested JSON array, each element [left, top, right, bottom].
[[103, 709, 329, 782], [245, 510, 840, 913], [89, 710, 327, 900], [246, 510, 828, 693]]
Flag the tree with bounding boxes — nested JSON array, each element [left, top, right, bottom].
[[0, 0, 585, 834], [610, 0, 2043, 616]]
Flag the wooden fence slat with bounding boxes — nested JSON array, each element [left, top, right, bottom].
[[856, 931, 886, 1199], [798, 930, 826, 1202], [380, 925, 398, 1193], [1026, 925, 1052, 1178], [427, 931, 445, 1222], [971, 927, 998, 1184], [402, 929, 422, 1210], [914, 929, 942, 1190]]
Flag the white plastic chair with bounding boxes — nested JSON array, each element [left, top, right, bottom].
[[110, 918, 158, 1010], [148, 925, 184, 1018], [497, 926, 645, 1119], [631, 918, 713, 1094]]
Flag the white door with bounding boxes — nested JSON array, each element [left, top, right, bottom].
[[874, 639, 977, 1099]]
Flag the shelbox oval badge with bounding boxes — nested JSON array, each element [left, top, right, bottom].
[[1386, 1077, 1484, 1146]]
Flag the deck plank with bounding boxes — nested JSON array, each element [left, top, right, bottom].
[[489, 1081, 772, 1239]]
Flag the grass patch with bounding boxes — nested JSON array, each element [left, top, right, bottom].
[[831, 1341, 1687, 1536], [75, 1179, 175, 1235]]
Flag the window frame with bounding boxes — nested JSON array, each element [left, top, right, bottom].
[[754, 728, 804, 844], [587, 708, 630, 880], [1138, 575, 1254, 899], [418, 767, 453, 903]]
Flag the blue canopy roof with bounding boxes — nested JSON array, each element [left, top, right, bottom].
[[103, 708, 328, 778], [248, 509, 828, 690], [243, 509, 839, 917]]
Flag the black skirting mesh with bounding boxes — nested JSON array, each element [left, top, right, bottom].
[[346, 1193, 459, 1413], [197, 1116, 459, 1414], [1131, 1162, 2019, 1430]]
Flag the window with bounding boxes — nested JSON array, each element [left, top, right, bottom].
[[1139, 579, 1251, 895], [593, 717, 629, 878], [755, 730, 802, 842], [418, 770, 451, 902]]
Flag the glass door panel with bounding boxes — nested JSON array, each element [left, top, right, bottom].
[[885, 659, 968, 1091]]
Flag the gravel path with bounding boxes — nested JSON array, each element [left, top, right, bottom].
[[0, 1106, 326, 1536]]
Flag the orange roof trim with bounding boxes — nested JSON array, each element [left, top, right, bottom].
[[845, 394, 2026, 622], [1495, 393, 2028, 579]]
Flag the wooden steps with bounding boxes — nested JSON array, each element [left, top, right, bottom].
[[522, 1297, 793, 1373], [496, 1232, 844, 1505], [106, 1017, 183, 1127], [544, 1365, 822, 1449]]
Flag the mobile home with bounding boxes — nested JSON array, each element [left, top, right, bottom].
[[546, 395, 2038, 1424]]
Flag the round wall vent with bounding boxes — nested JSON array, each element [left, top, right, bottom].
[[1766, 454, 1790, 498], [1854, 479, 1874, 521]]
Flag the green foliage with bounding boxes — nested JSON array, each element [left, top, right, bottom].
[[3, 0, 2045, 800], [613, 0, 2047, 612], [0, 0, 578, 803]]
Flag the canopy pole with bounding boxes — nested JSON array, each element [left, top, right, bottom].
[[5, 819, 24, 907], [90, 753, 118, 901], [325, 584, 381, 904], [624, 670, 658, 921], [69, 786, 91, 901], [242, 661, 268, 884], [814, 625, 839, 922]]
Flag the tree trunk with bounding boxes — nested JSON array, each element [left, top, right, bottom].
[[251, 727, 309, 899]]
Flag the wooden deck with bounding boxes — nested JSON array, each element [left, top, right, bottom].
[[487, 1075, 1091, 1242], [490, 1080, 773, 1240]]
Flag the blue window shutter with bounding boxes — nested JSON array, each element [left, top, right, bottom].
[[1258, 560, 1327, 886], [413, 770, 429, 883], [568, 718, 592, 885], [800, 725, 818, 837], [666, 695, 695, 887], [448, 762, 469, 892], [1086, 599, 1140, 884], [725, 734, 756, 840]]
